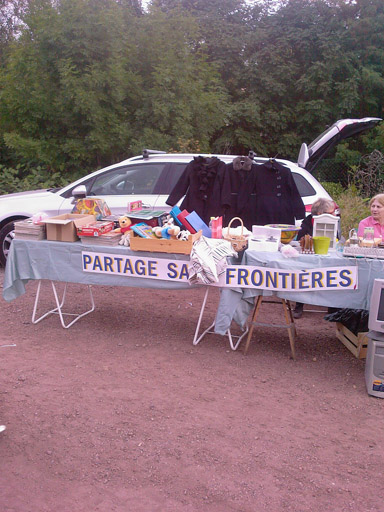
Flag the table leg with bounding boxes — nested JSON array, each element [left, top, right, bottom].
[[243, 295, 263, 355], [192, 287, 248, 350], [31, 280, 95, 329], [244, 296, 296, 359]]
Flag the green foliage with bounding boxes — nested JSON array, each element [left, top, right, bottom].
[[0, 164, 70, 195], [347, 149, 384, 199], [131, 8, 229, 153], [0, 0, 384, 178], [317, 181, 373, 239], [336, 185, 370, 239], [320, 181, 345, 202], [0, 0, 143, 173]]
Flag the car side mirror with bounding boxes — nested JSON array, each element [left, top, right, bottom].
[[72, 185, 87, 199], [71, 185, 87, 204]]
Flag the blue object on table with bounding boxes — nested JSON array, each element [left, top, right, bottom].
[[169, 206, 183, 227], [185, 211, 211, 237]]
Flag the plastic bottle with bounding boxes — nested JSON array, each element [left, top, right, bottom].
[[209, 217, 215, 238], [335, 238, 345, 253]]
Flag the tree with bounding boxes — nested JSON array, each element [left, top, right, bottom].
[[0, 0, 144, 173], [123, 7, 230, 153]]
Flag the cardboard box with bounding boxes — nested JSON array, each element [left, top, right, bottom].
[[335, 322, 368, 359], [43, 214, 95, 242], [71, 198, 111, 220], [127, 209, 169, 228], [130, 230, 202, 254], [76, 220, 114, 237], [127, 200, 143, 212]]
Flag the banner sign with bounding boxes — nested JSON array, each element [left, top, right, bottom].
[[82, 251, 190, 282], [82, 251, 358, 291], [217, 265, 357, 291]]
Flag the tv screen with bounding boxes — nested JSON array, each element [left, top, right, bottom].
[[378, 289, 384, 322], [369, 279, 384, 332]]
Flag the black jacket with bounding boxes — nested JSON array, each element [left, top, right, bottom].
[[253, 161, 305, 226], [166, 156, 229, 224], [223, 157, 258, 230]]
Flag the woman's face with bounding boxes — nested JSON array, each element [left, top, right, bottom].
[[371, 199, 384, 221]]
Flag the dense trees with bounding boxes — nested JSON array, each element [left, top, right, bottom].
[[0, 0, 383, 184]]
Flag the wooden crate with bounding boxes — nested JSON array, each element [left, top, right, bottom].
[[335, 322, 368, 359], [130, 230, 202, 254]]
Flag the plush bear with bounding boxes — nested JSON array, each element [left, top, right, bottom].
[[114, 215, 132, 246]]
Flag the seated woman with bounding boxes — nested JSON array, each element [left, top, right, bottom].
[[357, 193, 384, 240], [294, 197, 337, 319], [297, 197, 336, 240]]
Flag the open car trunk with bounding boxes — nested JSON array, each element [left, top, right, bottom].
[[297, 117, 382, 172]]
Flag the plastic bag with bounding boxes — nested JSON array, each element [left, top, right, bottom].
[[324, 308, 369, 335]]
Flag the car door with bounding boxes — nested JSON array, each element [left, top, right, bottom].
[[59, 162, 171, 216], [297, 117, 382, 172]]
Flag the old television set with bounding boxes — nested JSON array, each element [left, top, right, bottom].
[[368, 278, 384, 333]]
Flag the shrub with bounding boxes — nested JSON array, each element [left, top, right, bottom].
[[320, 181, 345, 201], [336, 185, 370, 239], [0, 164, 70, 195], [348, 150, 384, 199]]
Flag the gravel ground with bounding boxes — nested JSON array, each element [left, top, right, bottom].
[[1, 267, 383, 512]]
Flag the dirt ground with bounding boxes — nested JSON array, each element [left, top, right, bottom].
[[1, 266, 383, 512]]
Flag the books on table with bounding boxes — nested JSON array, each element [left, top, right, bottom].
[[14, 219, 46, 240], [79, 230, 122, 246]]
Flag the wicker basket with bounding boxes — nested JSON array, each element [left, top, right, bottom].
[[224, 217, 248, 251]]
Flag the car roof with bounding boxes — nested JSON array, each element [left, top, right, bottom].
[[59, 153, 305, 193], [125, 152, 297, 168]]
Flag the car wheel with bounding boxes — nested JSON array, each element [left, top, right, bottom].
[[0, 220, 17, 267]]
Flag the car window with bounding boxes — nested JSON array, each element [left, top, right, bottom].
[[88, 164, 167, 196], [167, 163, 188, 192], [155, 163, 188, 195], [292, 173, 316, 197]]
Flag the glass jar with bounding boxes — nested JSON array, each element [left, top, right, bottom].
[[362, 227, 375, 247]]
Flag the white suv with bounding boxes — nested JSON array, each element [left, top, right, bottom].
[[0, 117, 381, 265]]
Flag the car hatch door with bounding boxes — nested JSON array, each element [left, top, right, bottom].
[[297, 117, 382, 172]]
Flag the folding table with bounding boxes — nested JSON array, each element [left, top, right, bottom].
[[3, 239, 245, 349]]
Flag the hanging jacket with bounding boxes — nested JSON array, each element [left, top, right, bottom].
[[253, 160, 305, 226], [166, 156, 229, 224], [223, 156, 258, 230]]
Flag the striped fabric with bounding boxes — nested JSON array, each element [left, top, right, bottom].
[[188, 237, 237, 285]]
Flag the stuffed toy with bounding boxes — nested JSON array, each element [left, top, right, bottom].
[[176, 230, 190, 241], [114, 215, 132, 246], [153, 224, 180, 240], [152, 216, 180, 239]]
